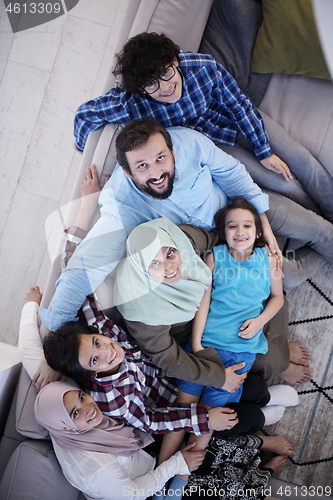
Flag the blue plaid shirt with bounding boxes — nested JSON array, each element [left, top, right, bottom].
[[74, 51, 272, 160]]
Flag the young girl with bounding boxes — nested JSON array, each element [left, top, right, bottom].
[[177, 196, 284, 409]]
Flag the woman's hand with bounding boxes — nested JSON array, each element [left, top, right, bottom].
[[180, 442, 206, 472]]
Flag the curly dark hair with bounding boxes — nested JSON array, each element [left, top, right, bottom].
[[43, 321, 98, 380], [113, 32, 180, 94], [214, 197, 266, 248], [116, 119, 173, 174]]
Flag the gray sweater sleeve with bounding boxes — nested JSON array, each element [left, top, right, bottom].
[[124, 319, 226, 388]]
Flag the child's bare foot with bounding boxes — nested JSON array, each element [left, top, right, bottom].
[[263, 455, 288, 476], [289, 342, 311, 366], [278, 362, 313, 385], [260, 436, 295, 457]]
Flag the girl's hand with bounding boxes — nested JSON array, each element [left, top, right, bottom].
[[24, 286, 42, 305], [180, 442, 206, 472], [239, 318, 262, 339]]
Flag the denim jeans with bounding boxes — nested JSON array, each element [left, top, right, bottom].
[[265, 190, 331, 288]]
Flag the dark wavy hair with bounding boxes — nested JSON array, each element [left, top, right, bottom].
[[43, 321, 98, 380], [116, 119, 173, 174], [214, 197, 265, 247], [113, 32, 180, 94]]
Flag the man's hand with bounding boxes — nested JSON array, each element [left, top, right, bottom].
[[24, 286, 42, 305], [239, 317, 262, 339], [260, 154, 293, 181], [222, 362, 247, 393], [259, 212, 282, 269], [208, 407, 238, 431], [180, 442, 206, 472], [32, 358, 65, 393]]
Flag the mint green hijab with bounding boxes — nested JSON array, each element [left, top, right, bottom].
[[114, 218, 212, 326]]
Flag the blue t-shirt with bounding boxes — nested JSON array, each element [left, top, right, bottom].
[[201, 245, 270, 355]]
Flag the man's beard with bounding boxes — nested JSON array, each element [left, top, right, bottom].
[[133, 171, 175, 200]]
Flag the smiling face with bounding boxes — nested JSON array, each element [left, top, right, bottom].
[[148, 246, 182, 284], [225, 208, 257, 259], [78, 333, 125, 376], [63, 390, 103, 431], [124, 132, 176, 199], [144, 59, 182, 104]]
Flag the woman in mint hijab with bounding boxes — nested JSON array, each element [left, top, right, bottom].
[[115, 217, 212, 326]]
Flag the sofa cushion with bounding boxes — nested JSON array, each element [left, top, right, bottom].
[[16, 368, 49, 440], [146, 0, 214, 53], [0, 440, 79, 500], [251, 0, 331, 80], [259, 72, 333, 177], [199, 0, 271, 107]]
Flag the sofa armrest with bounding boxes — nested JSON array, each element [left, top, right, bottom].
[[0, 440, 81, 500]]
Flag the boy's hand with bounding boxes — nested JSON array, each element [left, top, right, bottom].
[[222, 362, 247, 393], [260, 154, 293, 181], [73, 142, 83, 154], [239, 317, 262, 339], [208, 407, 238, 431], [32, 358, 65, 393], [180, 442, 206, 472], [24, 286, 42, 305]]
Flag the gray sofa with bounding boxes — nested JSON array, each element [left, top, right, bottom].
[[1, 0, 332, 498]]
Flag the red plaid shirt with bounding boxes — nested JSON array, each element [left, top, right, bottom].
[[62, 227, 209, 435]]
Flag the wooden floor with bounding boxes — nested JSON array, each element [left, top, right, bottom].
[[0, 0, 332, 490]]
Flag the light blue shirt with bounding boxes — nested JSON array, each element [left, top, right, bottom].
[[41, 127, 268, 330]]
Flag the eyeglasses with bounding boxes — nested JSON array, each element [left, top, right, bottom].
[[141, 63, 176, 95]]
